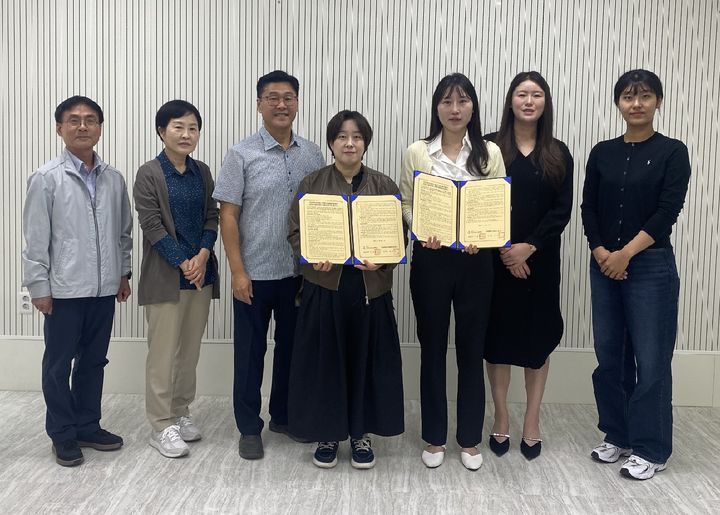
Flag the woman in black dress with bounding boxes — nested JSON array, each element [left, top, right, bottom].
[[484, 71, 573, 460], [287, 111, 405, 470]]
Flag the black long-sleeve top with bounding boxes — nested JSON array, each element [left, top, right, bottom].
[[484, 133, 574, 250], [581, 132, 691, 251]]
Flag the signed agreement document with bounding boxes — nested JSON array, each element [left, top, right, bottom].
[[298, 193, 352, 264], [458, 178, 511, 248], [351, 195, 406, 264], [411, 171, 511, 249], [410, 172, 458, 245], [299, 193, 406, 265]]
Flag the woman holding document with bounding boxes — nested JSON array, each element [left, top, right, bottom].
[[399, 73, 506, 470], [287, 110, 405, 470], [483, 71, 573, 461]]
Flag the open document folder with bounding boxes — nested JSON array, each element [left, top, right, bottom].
[[410, 171, 511, 249], [298, 193, 407, 265]]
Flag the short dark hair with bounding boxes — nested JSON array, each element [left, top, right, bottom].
[[257, 70, 300, 98], [613, 69, 664, 105], [326, 110, 373, 155], [54, 96, 104, 124], [155, 100, 202, 137]]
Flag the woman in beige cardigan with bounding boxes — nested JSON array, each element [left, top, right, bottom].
[[399, 73, 505, 471]]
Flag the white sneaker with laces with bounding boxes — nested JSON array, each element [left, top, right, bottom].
[[177, 416, 202, 442], [150, 425, 190, 458], [591, 442, 632, 463], [620, 455, 667, 480]]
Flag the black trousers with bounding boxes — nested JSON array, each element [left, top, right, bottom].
[[42, 296, 116, 443], [232, 276, 301, 435], [409, 242, 493, 448]]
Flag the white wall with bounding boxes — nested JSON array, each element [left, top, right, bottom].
[[1, 0, 719, 404]]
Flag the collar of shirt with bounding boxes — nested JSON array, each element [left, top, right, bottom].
[[427, 132, 472, 157], [66, 149, 104, 176], [259, 125, 300, 151], [157, 150, 200, 177], [427, 133, 473, 180]]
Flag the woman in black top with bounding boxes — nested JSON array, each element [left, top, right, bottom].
[[581, 69, 690, 480], [484, 71, 573, 460]]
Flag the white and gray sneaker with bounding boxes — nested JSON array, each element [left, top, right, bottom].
[[620, 455, 667, 480], [591, 442, 632, 463], [150, 425, 190, 458], [177, 416, 202, 442]]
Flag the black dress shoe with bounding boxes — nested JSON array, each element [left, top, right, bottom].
[[520, 436, 542, 460], [268, 420, 312, 443], [77, 428, 124, 451], [488, 433, 510, 457], [239, 434, 264, 460], [52, 440, 84, 467]]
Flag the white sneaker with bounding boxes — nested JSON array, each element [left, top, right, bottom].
[[460, 449, 483, 471], [620, 455, 667, 480], [177, 416, 202, 442], [150, 425, 190, 458], [421, 445, 446, 468], [591, 442, 632, 463]]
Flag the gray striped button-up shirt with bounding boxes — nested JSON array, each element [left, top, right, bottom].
[[213, 126, 326, 280]]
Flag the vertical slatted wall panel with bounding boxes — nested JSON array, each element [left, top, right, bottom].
[[0, 0, 718, 352]]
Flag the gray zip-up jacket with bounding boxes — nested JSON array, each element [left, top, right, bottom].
[[22, 150, 133, 299]]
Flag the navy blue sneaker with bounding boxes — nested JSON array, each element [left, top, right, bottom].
[[350, 436, 375, 469], [313, 442, 339, 468], [77, 429, 124, 451], [52, 440, 84, 467]]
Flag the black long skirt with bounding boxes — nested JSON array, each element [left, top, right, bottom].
[[288, 267, 405, 442]]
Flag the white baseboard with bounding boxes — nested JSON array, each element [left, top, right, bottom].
[[1, 337, 718, 407]]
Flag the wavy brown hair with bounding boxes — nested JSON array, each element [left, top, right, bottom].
[[495, 71, 566, 188]]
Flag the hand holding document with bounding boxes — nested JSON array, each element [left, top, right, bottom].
[[298, 193, 406, 265], [410, 171, 511, 249]]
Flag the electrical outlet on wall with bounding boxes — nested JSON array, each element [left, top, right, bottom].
[[17, 291, 33, 315]]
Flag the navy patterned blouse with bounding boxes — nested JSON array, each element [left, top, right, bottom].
[[153, 151, 217, 290]]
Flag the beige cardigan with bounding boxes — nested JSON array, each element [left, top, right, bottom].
[[398, 138, 506, 226], [133, 158, 220, 306]]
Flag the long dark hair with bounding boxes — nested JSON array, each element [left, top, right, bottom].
[[424, 73, 489, 177], [495, 71, 566, 188]]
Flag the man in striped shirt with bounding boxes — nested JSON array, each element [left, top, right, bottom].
[[213, 70, 325, 460]]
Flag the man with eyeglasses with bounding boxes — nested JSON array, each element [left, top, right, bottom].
[[214, 70, 325, 460], [22, 96, 133, 467]]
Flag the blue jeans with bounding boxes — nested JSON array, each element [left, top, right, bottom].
[[590, 248, 679, 463]]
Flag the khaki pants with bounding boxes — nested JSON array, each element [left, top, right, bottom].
[[145, 286, 212, 432]]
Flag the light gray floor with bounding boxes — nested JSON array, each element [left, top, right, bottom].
[[0, 391, 718, 514]]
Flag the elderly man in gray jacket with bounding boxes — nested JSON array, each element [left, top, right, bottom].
[[22, 96, 133, 467]]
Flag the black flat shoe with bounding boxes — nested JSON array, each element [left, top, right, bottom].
[[520, 436, 542, 460], [488, 433, 510, 457]]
